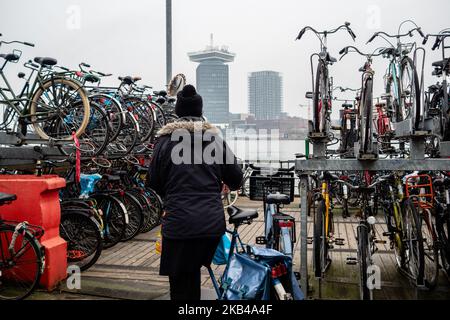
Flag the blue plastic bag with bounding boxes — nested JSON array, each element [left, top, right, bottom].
[[212, 233, 231, 265], [79, 174, 102, 198]]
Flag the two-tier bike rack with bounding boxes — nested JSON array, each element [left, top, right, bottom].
[[295, 117, 450, 294]]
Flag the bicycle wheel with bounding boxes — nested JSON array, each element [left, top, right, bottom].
[[402, 199, 425, 284], [357, 224, 371, 300], [421, 208, 439, 289], [140, 188, 163, 233], [107, 112, 139, 155], [121, 192, 144, 241], [436, 209, 450, 275], [385, 75, 402, 122], [124, 97, 155, 142], [91, 194, 127, 249], [386, 202, 406, 269], [313, 199, 327, 277], [77, 101, 110, 157], [30, 77, 90, 140], [60, 210, 103, 271], [128, 190, 152, 233], [151, 102, 168, 131], [90, 94, 124, 142], [0, 224, 44, 300], [313, 61, 328, 133], [360, 77, 373, 154], [400, 57, 421, 129]]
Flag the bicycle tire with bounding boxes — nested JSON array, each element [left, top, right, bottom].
[[385, 75, 402, 122], [108, 111, 139, 155], [30, 77, 90, 140], [124, 97, 155, 142], [128, 190, 152, 233], [0, 224, 44, 300], [436, 209, 450, 275], [121, 192, 144, 241], [313, 199, 326, 278], [402, 198, 425, 285], [77, 101, 110, 157], [141, 188, 163, 233], [421, 208, 439, 289], [313, 61, 328, 133], [91, 194, 127, 249], [89, 94, 124, 142], [60, 210, 103, 271], [357, 224, 371, 300], [361, 77, 373, 153], [401, 57, 421, 130]]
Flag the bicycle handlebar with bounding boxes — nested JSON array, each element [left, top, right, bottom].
[[339, 46, 383, 61], [334, 173, 393, 191], [367, 27, 424, 44], [423, 32, 450, 50], [296, 22, 356, 42], [0, 40, 35, 47]]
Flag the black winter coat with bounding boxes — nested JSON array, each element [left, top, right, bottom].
[[147, 119, 243, 240]]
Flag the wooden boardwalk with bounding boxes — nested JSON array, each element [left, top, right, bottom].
[[75, 197, 450, 300]]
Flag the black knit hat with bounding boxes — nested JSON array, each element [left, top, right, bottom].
[[175, 85, 203, 118]]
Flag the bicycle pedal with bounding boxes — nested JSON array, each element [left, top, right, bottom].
[[374, 239, 387, 244], [294, 272, 301, 280], [382, 232, 393, 237], [334, 238, 345, 246], [346, 257, 357, 265], [255, 236, 267, 245], [307, 237, 313, 244]]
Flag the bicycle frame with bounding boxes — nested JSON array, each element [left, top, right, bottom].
[[207, 227, 245, 299]]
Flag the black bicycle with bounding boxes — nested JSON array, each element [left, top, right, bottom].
[[296, 22, 356, 137], [0, 193, 45, 300]]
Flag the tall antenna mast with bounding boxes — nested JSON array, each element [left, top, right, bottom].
[[210, 33, 214, 49]]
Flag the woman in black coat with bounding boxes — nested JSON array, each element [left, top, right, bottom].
[[147, 85, 243, 300]]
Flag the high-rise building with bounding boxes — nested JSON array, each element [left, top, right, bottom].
[[188, 35, 235, 125], [248, 71, 283, 120]]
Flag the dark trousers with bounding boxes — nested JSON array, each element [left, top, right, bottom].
[[160, 237, 221, 301], [169, 270, 201, 300]]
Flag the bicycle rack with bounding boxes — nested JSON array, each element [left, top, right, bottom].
[[295, 110, 450, 296], [0, 131, 70, 167]]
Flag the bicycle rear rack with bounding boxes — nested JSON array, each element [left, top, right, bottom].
[[405, 174, 434, 209]]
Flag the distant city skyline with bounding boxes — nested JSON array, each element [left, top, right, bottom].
[[1, 0, 449, 121]]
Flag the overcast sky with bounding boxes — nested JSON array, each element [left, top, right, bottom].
[[1, 0, 449, 119]]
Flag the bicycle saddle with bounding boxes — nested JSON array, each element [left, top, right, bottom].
[[156, 97, 166, 104], [155, 90, 167, 97], [119, 76, 134, 85], [266, 193, 291, 205], [432, 58, 449, 69], [327, 53, 337, 63], [0, 192, 16, 204], [0, 53, 20, 62], [34, 57, 57, 66], [84, 74, 100, 83], [227, 206, 258, 225]]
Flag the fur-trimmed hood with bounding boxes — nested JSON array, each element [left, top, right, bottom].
[[157, 120, 221, 136]]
